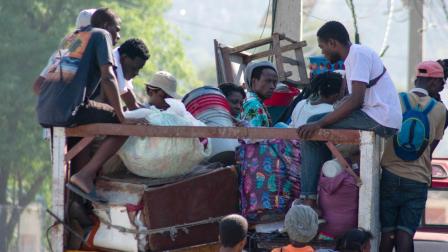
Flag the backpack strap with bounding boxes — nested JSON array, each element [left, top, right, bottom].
[[399, 92, 412, 112], [422, 98, 437, 115], [366, 66, 387, 88]]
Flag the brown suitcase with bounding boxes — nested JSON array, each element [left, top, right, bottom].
[[142, 167, 239, 251]]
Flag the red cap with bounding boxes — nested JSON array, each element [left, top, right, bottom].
[[416, 61, 444, 78]]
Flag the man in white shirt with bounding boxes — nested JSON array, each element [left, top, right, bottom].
[[296, 21, 402, 212], [113, 38, 150, 110]]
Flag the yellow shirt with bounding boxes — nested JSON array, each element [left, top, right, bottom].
[[381, 92, 446, 184]]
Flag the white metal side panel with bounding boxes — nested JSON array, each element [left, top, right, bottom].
[[51, 127, 66, 252], [359, 131, 382, 252]]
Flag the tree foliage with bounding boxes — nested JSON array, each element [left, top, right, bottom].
[[0, 0, 199, 250]]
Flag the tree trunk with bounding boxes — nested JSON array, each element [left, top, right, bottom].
[[0, 167, 10, 252], [0, 168, 46, 251]]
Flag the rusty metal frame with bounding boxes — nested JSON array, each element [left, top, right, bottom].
[[65, 124, 360, 144]]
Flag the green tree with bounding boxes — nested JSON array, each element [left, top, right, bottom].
[[0, 1, 198, 250]]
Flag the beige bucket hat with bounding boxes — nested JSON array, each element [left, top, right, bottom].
[[145, 71, 180, 99]]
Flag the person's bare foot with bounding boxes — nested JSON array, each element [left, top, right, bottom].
[[70, 173, 94, 193]]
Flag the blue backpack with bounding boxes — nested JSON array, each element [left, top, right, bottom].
[[393, 92, 436, 161]]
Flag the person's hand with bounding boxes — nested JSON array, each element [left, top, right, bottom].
[[297, 121, 322, 139], [121, 117, 150, 125]]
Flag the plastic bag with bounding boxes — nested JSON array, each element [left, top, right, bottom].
[[118, 100, 211, 178]]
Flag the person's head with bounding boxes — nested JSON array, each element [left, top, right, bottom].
[[437, 59, 448, 80], [336, 228, 373, 252], [244, 61, 278, 100], [310, 71, 343, 104], [91, 8, 121, 45], [284, 204, 319, 245], [219, 83, 246, 117], [75, 9, 96, 30], [317, 21, 351, 63], [145, 71, 179, 110], [118, 38, 150, 80], [219, 214, 248, 251], [414, 61, 446, 99]]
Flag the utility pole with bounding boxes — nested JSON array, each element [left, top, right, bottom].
[[272, 0, 303, 82], [407, 0, 424, 90]]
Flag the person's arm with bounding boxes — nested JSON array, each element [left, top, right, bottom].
[[120, 89, 139, 110], [100, 64, 125, 120], [431, 107, 447, 157], [94, 31, 146, 124], [32, 76, 45, 95], [100, 65, 146, 124], [430, 140, 440, 157], [297, 82, 365, 139], [33, 53, 57, 95]]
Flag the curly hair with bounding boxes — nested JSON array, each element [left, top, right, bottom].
[[219, 82, 246, 99], [118, 38, 150, 60], [309, 71, 342, 98]]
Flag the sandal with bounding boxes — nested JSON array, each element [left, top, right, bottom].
[[66, 183, 107, 204]]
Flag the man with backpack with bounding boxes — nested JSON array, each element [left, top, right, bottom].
[[36, 8, 146, 202], [379, 61, 447, 252]]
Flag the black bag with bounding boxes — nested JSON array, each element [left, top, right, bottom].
[[37, 30, 95, 128]]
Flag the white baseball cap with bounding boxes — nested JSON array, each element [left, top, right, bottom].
[[75, 9, 96, 29]]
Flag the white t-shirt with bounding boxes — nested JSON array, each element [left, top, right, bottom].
[[289, 99, 334, 128], [344, 44, 402, 129], [113, 48, 134, 95]]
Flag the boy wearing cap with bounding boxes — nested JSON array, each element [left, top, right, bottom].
[[219, 214, 248, 252], [272, 204, 319, 252], [145, 71, 180, 110], [379, 61, 446, 252]]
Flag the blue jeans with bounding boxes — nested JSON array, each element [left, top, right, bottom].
[[300, 110, 397, 199], [380, 169, 428, 235]]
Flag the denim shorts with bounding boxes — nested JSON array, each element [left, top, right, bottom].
[[380, 169, 428, 235]]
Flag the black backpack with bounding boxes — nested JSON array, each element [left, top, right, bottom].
[[37, 29, 95, 128]]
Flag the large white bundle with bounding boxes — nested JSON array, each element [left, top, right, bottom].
[[118, 99, 211, 178]]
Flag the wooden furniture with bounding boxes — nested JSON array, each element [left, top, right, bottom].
[[214, 33, 309, 88]]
